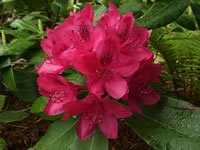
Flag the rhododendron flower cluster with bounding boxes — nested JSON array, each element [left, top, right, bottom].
[[36, 2, 161, 140]]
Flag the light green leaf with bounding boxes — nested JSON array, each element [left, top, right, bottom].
[[1, 66, 17, 91], [32, 117, 78, 150], [31, 96, 48, 113], [127, 96, 200, 150], [65, 73, 86, 86], [135, 0, 190, 29], [13, 70, 40, 102], [93, 4, 107, 26], [0, 95, 6, 111], [10, 19, 39, 33], [118, 1, 143, 15], [0, 111, 29, 123], [71, 128, 108, 150], [0, 38, 35, 56]]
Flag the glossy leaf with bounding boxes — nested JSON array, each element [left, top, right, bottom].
[[176, 14, 196, 30], [191, 3, 200, 29], [31, 96, 48, 113], [118, 0, 143, 15], [0, 111, 29, 123], [65, 73, 86, 87], [0, 38, 35, 56], [1, 29, 31, 38], [71, 128, 108, 150], [0, 95, 6, 111], [13, 70, 40, 102], [31, 117, 78, 150], [0, 56, 11, 69], [127, 96, 200, 150], [1, 66, 17, 91], [10, 19, 39, 33], [135, 0, 190, 29]]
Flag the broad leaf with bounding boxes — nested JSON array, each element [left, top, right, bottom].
[[1, 66, 17, 91], [10, 19, 39, 33], [37, 112, 64, 121], [93, 4, 107, 26], [127, 96, 200, 150], [176, 14, 196, 30], [0, 111, 29, 123], [0, 56, 11, 69], [13, 70, 40, 102], [118, 0, 143, 15], [191, 3, 200, 29], [32, 117, 78, 150], [31, 96, 48, 113], [0, 38, 35, 56], [0, 139, 6, 149], [71, 128, 108, 150], [65, 73, 86, 87], [135, 0, 190, 29]]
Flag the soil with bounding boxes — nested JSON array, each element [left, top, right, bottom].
[[0, 96, 153, 150]]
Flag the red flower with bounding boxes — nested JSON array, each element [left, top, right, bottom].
[[63, 95, 132, 140]]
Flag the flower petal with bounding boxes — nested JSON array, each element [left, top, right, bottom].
[[44, 101, 64, 116], [73, 52, 98, 75], [99, 109, 118, 139], [105, 73, 127, 99], [86, 74, 105, 96], [77, 116, 97, 140]]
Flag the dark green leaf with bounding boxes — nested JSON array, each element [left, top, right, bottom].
[[0, 38, 35, 56], [32, 117, 78, 150], [71, 128, 108, 150], [0, 111, 29, 123], [13, 70, 40, 102], [51, 0, 68, 14], [0, 95, 6, 111], [0, 139, 6, 149], [191, 3, 200, 29], [65, 73, 86, 86], [1, 66, 17, 91], [118, 1, 143, 15], [31, 96, 48, 113], [37, 112, 64, 121], [127, 96, 200, 150], [135, 0, 190, 29], [176, 14, 196, 30], [10, 19, 39, 33], [0, 56, 11, 69]]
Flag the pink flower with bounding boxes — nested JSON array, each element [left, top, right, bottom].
[[73, 29, 139, 99], [124, 59, 162, 113], [37, 74, 79, 116], [63, 95, 132, 140], [38, 4, 102, 74], [98, 2, 153, 62]]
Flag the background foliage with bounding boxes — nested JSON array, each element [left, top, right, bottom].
[[0, 0, 200, 150]]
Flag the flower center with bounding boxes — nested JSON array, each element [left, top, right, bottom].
[[134, 84, 153, 96], [84, 112, 103, 125], [96, 68, 113, 79], [79, 22, 90, 42], [49, 91, 67, 103]]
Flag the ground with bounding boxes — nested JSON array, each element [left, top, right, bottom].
[[0, 97, 153, 150]]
